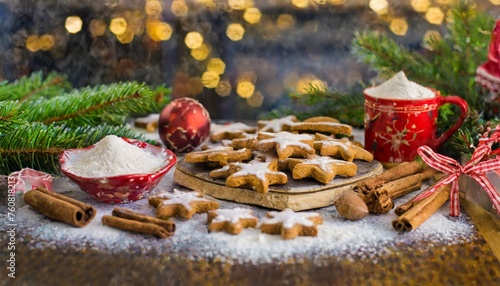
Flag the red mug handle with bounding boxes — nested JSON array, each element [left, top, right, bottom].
[[434, 95, 469, 148]]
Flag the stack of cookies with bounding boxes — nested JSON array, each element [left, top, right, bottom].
[[182, 115, 374, 194]]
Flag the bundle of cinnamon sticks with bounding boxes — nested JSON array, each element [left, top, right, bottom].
[[102, 207, 175, 238], [354, 161, 438, 214]]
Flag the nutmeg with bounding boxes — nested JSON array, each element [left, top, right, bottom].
[[334, 190, 368, 221]]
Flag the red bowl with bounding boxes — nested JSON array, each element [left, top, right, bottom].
[[59, 138, 177, 204]]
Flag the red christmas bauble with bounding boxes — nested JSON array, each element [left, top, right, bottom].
[[158, 98, 211, 152]]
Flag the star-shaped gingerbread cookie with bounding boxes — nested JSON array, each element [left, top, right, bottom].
[[257, 115, 298, 132], [210, 122, 256, 142], [314, 133, 373, 162], [184, 146, 253, 166], [209, 159, 288, 193], [148, 189, 219, 219], [207, 207, 258, 235], [260, 208, 323, 240], [253, 131, 315, 160], [290, 155, 357, 184]]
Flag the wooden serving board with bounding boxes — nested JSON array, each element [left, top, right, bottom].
[[174, 159, 383, 211]]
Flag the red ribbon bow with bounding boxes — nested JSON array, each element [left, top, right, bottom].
[[417, 144, 500, 217]]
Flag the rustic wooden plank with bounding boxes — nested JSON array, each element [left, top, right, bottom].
[[174, 159, 383, 211]]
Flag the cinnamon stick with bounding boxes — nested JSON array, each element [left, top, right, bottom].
[[355, 161, 423, 192], [392, 184, 450, 232], [24, 187, 96, 227], [394, 171, 444, 216], [102, 207, 175, 238]]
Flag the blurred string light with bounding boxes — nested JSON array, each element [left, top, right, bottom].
[[389, 18, 408, 36], [369, 0, 389, 15], [65, 16, 83, 34], [25, 33, 55, 53], [411, 0, 431, 12], [185, 31, 204, 49], [196, 0, 216, 8], [191, 43, 211, 60], [295, 75, 326, 94], [171, 0, 189, 17], [292, 0, 309, 9], [146, 20, 173, 41], [89, 19, 106, 37], [236, 80, 255, 98], [207, 58, 226, 74], [277, 14, 295, 30], [116, 28, 134, 44], [247, 91, 264, 108], [110, 17, 128, 35], [201, 71, 220, 88], [25, 35, 40, 52], [145, 0, 163, 16], [330, 0, 345, 5], [216, 80, 232, 97], [425, 7, 445, 25], [226, 23, 245, 41], [490, 0, 500, 5], [243, 8, 262, 24], [228, 0, 254, 10]]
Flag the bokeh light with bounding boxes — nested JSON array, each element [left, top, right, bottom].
[[389, 18, 409, 36], [411, 0, 431, 12], [243, 8, 262, 24], [226, 23, 245, 41], [369, 0, 389, 15], [185, 31, 204, 49], [39, 34, 54, 51], [65, 16, 83, 34], [207, 58, 226, 75], [201, 71, 220, 88], [191, 43, 211, 60], [172, 0, 189, 17], [247, 91, 264, 107], [425, 7, 445, 25], [145, 0, 163, 16], [216, 80, 232, 97], [236, 80, 255, 98], [89, 19, 107, 37], [277, 14, 295, 30], [228, 0, 254, 10], [110, 17, 128, 35]]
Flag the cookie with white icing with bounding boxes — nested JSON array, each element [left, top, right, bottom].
[[207, 207, 258, 235], [290, 155, 357, 184], [210, 122, 256, 142], [260, 208, 323, 240], [209, 159, 288, 193], [148, 189, 219, 219], [253, 131, 315, 160], [314, 133, 373, 162]]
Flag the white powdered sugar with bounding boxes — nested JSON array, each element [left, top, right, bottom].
[[63, 135, 165, 177], [6, 174, 476, 265], [365, 71, 435, 100]]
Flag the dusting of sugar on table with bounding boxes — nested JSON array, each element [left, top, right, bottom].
[[2, 170, 475, 265]]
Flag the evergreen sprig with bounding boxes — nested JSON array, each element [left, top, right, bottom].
[[263, 84, 365, 128], [0, 71, 70, 102], [0, 72, 170, 175], [352, 0, 494, 109], [21, 82, 166, 126], [0, 123, 145, 175]]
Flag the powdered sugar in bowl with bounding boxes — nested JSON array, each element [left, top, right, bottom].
[[59, 135, 177, 204]]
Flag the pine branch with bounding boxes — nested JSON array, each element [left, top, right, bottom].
[[21, 82, 165, 126], [267, 84, 365, 128], [0, 71, 70, 102], [0, 123, 146, 175]]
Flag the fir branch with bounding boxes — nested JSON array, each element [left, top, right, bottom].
[[0, 71, 70, 102], [21, 82, 165, 126], [0, 123, 146, 175], [0, 100, 25, 133], [267, 84, 365, 128]]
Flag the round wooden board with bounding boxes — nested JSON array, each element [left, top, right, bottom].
[[174, 159, 383, 211]]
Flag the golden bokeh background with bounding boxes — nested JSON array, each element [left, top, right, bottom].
[[0, 0, 499, 119]]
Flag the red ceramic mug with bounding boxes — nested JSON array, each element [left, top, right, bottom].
[[364, 89, 468, 165]]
